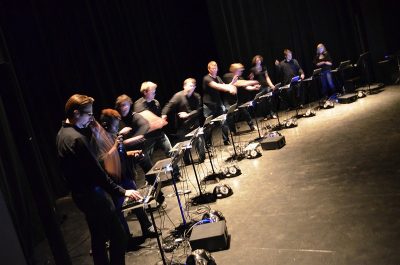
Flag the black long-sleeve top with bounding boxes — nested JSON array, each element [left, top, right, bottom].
[[133, 97, 163, 139], [161, 90, 202, 130], [56, 122, 125, 197], [313, 51, 333, 71], [276, 59, 304, 85], [202, 74, 224, 113], [250, 66, 269, 87]]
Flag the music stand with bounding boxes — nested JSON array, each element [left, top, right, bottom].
[[184, 129, 216, 205], [146, 155, 187, 227], [239, 90, 266, 140], [121, 175, 167, 265], [277, 76, 302, 124], [187, 115, 222, 182], [212, 103, 242, 160], [355, 52, 372, 93]]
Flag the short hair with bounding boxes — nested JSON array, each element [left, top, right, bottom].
[[115, 94, 133, 110], [100, 109, 121, 131], [100, 108, 121, 120], [229, 63, 244, 73], [252, 55, 263, 65], [284, 49, 292, 56], [183, 78, 196, 86], [207, 61, 217, 70], [140, 81, 157, 94], [65, 94, 94, 119]]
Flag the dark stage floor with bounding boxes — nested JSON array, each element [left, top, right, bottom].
[[53, 85, 400, 265]]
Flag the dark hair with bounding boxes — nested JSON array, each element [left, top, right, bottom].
[[99, 109, 121, 131], [251, 55, 263, 65], [65, 94, 94, 119], [284, 49, 292, 56], [115, 94, 133, 110]]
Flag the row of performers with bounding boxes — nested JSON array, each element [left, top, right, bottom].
[[55, 43, 335, 264]]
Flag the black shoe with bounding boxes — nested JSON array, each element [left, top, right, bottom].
[[143, 226, 160, 238], [223, 140, 231, 146], [156, 193, 165, 205], [126, 236, 145, 252]]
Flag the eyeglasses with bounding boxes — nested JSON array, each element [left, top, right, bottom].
[[80, 110, 94, 117]]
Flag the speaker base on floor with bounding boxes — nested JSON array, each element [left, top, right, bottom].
[[338, 93, 358, 104], [189, 220, 229, 252], [259, 135, 286, 150]]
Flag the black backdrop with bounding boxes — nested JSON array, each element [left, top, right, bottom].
[[0, 0, 398, 263]]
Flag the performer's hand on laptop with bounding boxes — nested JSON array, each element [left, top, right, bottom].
[[125, 190, 143, 201]]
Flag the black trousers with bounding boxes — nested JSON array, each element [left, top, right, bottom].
[[73, 188, 127, 265]]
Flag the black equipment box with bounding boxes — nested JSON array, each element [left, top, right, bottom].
[[189, 220, 229, 252], [337, 93, 358, 104], [260, 135, 286, 150]]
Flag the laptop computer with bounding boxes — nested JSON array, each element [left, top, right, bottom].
[[121, 176, 162, 211]]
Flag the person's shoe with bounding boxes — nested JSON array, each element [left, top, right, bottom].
[[223, 140, 231, 146], [250, 125, 258, 131], [175, 174, 185, 182], [126, 236, 145, 252], [143, 226, 160, 238], [198, 156, 206, 163], [183, 160, 192, 166], [271, 114, 278, 119]]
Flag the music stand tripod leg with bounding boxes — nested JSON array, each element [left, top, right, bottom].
[[249, 105, 262, 140], [188, 147, 203, 197], [147, 204, 168, 265], [202, 128, 221, 182], [170, 170, 187, 227]]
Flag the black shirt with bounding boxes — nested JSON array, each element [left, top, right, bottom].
[[133, 97, 162, 116], [313, 52, 332, 71], [162, 90, 202, 130], [202, 74, 224, 112], [250, 65, 269, 87], [119, 111, 149, 150], [56, 122, 125, 197], [133, 97, 163, 139], [222, 73, 239, 106], [277, 59, 304, 85]]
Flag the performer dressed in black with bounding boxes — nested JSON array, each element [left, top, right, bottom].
[[275, 49, 305, 109], [133, 82, 181, 179], [313, 43, 335, 99], [249, 55, 277, 119], [56, 94, 142, 265], [96, 109, 158, 239], [162, 78, 206, 164], [115, 94, 166, 206], [202, 61, 237, 145], [222, 63, 260, 134]]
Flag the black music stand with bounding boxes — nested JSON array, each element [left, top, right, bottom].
[[121, 178, 168, 265], [273, 77, 300, 130], [239, 90, 266, 141], [335, 60, 352, 94], [146, 156, 187, 227], [187, 115, 222, 182], [184, 129, 217, 205], [211, 103, 241, 160], [355, 52, 372, 93]]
